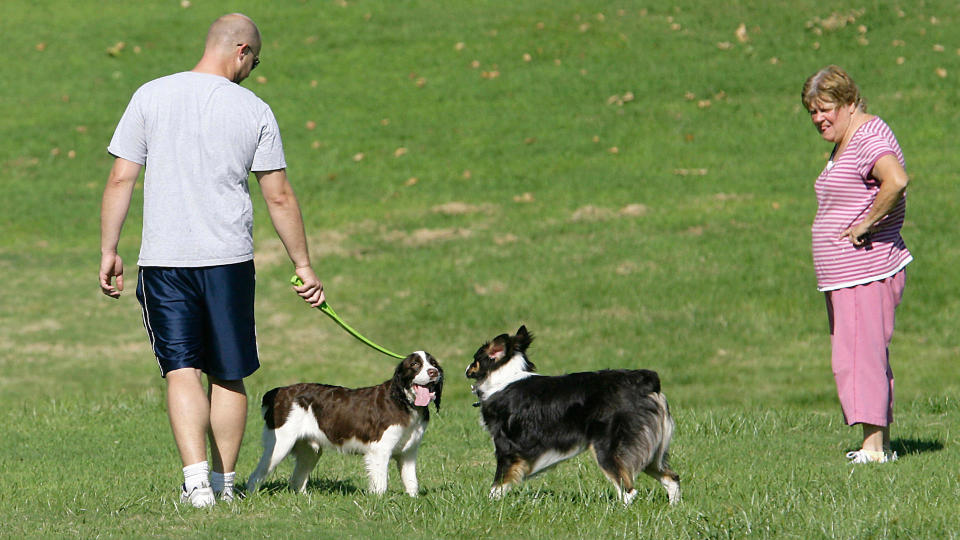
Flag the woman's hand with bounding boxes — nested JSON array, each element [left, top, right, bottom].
[[841, 223, 872, 247]]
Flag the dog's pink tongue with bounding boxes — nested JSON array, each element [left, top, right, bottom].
[[414, 385, 435, 406]]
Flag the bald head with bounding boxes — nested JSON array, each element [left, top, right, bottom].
[[205, 13, 261, 53], [193, 13, 262, 83]]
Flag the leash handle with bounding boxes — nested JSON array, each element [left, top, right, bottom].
[[290, 276, 405, 359]]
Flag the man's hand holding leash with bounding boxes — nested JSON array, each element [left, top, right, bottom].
[[292, 266, 325, 307]]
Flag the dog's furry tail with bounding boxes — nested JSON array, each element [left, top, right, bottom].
[[650, 391, 675, 468], [622, 368, 660, 394], [261, 387, 281, 427]]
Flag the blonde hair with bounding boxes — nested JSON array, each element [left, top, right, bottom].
[[801, 65, 866, 112]]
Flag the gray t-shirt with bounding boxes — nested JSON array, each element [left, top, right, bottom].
[[108, 72, 286, 267]]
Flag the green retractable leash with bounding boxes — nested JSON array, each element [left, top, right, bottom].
[[290, 276, 405, 359]]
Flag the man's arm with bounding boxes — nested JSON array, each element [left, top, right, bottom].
[[99, 157, 142, 298], [255, 169, 325, 306]]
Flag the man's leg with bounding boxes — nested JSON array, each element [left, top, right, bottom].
[[208, 376, 247, 474], [199, 261, 258, 500], [166, 368, 210, 466], [167, 367, 216, 507]]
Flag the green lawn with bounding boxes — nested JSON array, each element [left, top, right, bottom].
[[2, 0, 959, 537]]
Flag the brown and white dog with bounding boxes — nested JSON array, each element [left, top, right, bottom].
[[466, 326, 680, 505], [246, 351, 443, 497]]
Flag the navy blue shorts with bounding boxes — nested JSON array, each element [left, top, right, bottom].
[[136, 262, 259, 380]]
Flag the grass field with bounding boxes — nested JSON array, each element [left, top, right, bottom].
[[2, 0, 960, 537]]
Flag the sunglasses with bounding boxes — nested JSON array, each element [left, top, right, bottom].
[[240, 44, 260, 70]]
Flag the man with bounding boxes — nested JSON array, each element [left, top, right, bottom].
[[99, 13, 325, 508]]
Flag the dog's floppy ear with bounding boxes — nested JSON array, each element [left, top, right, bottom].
[[425, 353, 443, 412], [514, 325, 534, 353], [432, 374, 443, 412], [391, 355, 415, 403], [394, 354, 415, 381]]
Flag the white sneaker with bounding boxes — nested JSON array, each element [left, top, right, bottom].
[[180, 483, 216, 508], [846, 449, 898, 464], [216, 486, 242, 503]]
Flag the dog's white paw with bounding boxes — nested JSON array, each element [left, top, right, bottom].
[[489, 485, 507, 499], [664, 479, 681, 505]]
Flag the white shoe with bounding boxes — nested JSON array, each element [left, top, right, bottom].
[[217, 486, 243, 503], [846, 449, 898, 464], [180, 483, 216, 508]]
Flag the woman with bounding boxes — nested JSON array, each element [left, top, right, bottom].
[[802, 65, 913, 464]]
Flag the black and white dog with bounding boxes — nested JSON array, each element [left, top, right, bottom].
[[465, 326, 680, 505], [246, 351, 443, 497]]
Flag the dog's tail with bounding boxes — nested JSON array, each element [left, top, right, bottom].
[[622, 368, 660, 394], [622, 370, 672, 470], [649, 391, 675, 469], [261, 387, 281, 428]]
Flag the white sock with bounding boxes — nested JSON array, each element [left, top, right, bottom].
[[183, 461, 210, 492], [211, 471, 235, 494]]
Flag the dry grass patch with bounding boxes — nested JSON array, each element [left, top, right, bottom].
[[431, 202, 496, 215], [570, 204, 648, 222], [256, 230, 354, 268], [473, 281, 507, 295], [382, 228, 474, 247]]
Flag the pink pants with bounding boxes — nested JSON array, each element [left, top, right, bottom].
[[825, 270, 906, 427]]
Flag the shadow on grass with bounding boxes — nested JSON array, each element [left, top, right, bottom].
[[892, 437, 944, 456], [429, 482, 672, 506], [245, 477, 360, 496]]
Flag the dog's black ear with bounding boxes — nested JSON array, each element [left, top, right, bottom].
[[391, 356, 414, 403], [432, 377, 443, 412], [514, 325, 534, 352], [394, 355, 414, 381], [427, 354, 444, 411]]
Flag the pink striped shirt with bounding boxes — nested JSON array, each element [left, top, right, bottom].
[[812, 116, 912, 291]]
